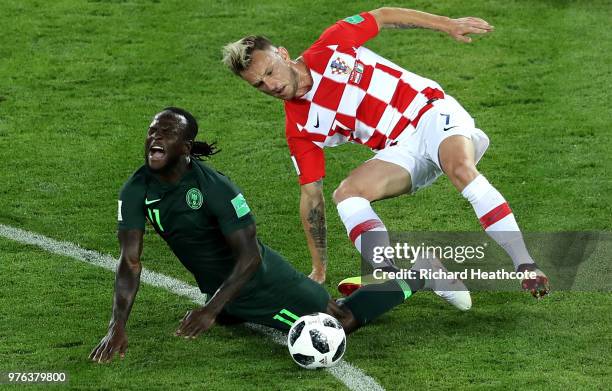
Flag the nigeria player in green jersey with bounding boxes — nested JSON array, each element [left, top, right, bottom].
[[90, 107, 426, 364]]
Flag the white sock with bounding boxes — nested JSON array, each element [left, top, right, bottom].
[[461, 175, 535, 270], [337, 197, 392, 268]]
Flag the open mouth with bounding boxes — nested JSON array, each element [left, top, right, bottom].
[[149, 145, 166, 161]]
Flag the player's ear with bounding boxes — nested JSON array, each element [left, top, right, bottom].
[[277, 46, 290, 62], [183, 139, 193, 154]]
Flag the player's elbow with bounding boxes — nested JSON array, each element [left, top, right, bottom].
[[249, 253, 262, 271], [237, 252, 262, 278]]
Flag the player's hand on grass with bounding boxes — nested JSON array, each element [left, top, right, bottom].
[[175, 307, 217, 339], [445, 17, 494, 43], [89, 325, 128, 364]]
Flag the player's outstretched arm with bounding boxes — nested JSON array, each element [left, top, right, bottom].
[[89, 229, 143, 363], [300, 180, 327, 284], [369, 7, 494, 43], [175, 224, 262, 339]]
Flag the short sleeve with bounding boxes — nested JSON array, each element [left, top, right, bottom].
[[287, 137, 325, 185], [205, 174, 255, 235], [117, 177, 146, 231], [314, 12, 379, 48]]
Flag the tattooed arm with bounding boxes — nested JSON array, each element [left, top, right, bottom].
[[300, 180, 327, 283], [369, 7, 493, 43]]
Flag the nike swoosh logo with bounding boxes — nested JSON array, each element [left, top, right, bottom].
[[314, 114, 320, 128], [145, 198, 161, 205], [443, 126, 458, 132]]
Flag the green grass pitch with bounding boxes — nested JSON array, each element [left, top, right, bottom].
[[0, 0, 610, 389]]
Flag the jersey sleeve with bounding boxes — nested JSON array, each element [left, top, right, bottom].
[[117, 175, 146, 231], [314, 12, 379, 48], [287, 136, 325, 185], [205, 174, 256, 236]]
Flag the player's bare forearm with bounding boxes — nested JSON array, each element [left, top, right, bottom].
[[300, 180, 328, 281], [109, 230, 143, 329], [199, 224, 262, 316], [370, 7, 450, 31], [90, 261, 139, 363], [175, 255, 259, 339], [176, 225, 261, 338], [110, 257, 141, 329], [201, 256, 261, 316], [369, 7, 494, 43], [90, 229, 142, 363]]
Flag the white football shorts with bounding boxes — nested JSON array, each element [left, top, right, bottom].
[[373, 95, 490, 192]]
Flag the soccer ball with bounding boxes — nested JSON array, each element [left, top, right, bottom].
[[287, 312, 346, 369]]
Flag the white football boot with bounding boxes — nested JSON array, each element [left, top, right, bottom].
[[413, 256, 472, 311]]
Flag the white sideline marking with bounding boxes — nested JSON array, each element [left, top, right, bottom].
[[0, 224, 384, 391]]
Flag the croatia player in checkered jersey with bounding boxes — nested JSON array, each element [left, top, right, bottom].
[[223, 7, 550, 300]]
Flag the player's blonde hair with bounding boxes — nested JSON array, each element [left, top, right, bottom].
[[222, 35, 274, 75]]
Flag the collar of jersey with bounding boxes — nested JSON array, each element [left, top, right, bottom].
[[146, 164, 198, 192]]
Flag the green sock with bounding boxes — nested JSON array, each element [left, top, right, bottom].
[[342, 279, 412, 326]]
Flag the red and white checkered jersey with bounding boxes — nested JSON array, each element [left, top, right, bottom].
[[285, 12, 445, 184]]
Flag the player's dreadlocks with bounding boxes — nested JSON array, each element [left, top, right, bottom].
[[163, 107, 219, 160]]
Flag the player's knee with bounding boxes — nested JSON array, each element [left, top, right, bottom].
[[446, 159, 479, 188], [333, 180, 358, 204], [332, 180, 375, 204]]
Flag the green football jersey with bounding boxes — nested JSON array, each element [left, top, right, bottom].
[[118, 160, 267, 296]]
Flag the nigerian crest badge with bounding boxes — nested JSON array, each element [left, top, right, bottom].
[[186, 188, 203, 210]]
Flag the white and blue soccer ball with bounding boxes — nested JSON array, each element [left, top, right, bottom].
[[287, 312, 346, 369]]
